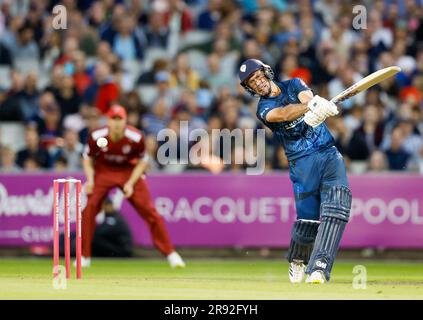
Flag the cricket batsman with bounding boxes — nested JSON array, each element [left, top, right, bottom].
[[238, 59, 352, 284], [79, 104, 185, 268]]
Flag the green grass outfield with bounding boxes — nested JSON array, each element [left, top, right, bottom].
[[0, 258, 422, 299]]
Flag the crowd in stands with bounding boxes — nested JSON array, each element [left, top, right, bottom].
[[0, 0, 422, 174]]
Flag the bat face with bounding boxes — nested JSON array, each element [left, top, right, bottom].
[[334, 87, 361, 103], [331, 66, 401, 104]]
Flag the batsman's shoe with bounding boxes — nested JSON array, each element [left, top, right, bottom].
[[167, 252, 186, 269], [73, 256, 91, 268], [305, 270, 325, 284], [288, 260, 306, 283]]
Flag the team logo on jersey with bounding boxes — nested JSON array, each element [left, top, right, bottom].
[[240, 64, 246, 72], [122, 145, 131, 154], [284, 116, 304, 130]]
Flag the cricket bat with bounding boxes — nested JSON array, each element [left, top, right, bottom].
[[330, 66, 401, 104]]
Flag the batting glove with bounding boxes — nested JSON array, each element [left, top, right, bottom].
[[307, 95, 327, 119], [303, 110, 325, 128]]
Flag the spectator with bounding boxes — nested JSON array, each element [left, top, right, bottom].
[[78, 106, 101, 144], [52, 155, 68, 171], [162, 0, 193, 34], [311, 47, 338, 85], [6, 23, 40, 60], [40, 29, 61, 71], [169, 52, 200, 91], [382, 103, 423, 155], [143, 11, 169, 49], [137, 58, 169, 85], [276, 54, 312, 84], [23, 155, 42, 171], [142, 98, 170, 136], [24, 2, 45, 43], [0, 42, 12, 66], [195, 80, 214, 112], [328, 64, 365, 109], [0, 146, 20, 172], [99, 4, 126, 45], [127, 109, 141, 129], [343, 105, 362, 136], [95, 41, 113, 64], [67, 11, 99, 57], [45, 65, 66, 98], [112, 15, 143, 61], [237, 38, 264, 68], [119, 90, 147, 116], [182, 21, 241, 54], [151, 70, 179, 109], [55, 36, 80, 67], [367, 150, 388, 172], [221, 102, 239, 131], [203, 53, 233, 94], [19, 72, 40, 121], [326, 116, 350, 155], [51, 129, 84, 171], [87, 1, 107, 29], [16, 126, 50, 169], [320, 17, 357, 62], [55, 75, 81, 119], [273, 11, 301, 47], [83, 61, 120, 114], [197, 0, 223, 30], [1, 16, 24, 52], [174, 89, 207, 126], [385, 127, 411, 171], [35, 101, 63, 152], [396, 117, 422, 157], [72, 50, 93, 96], [347, 105, 385, 161], [0, 70, 24, 121]]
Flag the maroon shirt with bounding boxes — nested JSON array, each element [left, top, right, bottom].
[[83, 125, 146, 170]]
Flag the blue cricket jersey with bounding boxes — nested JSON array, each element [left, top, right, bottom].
[[256, 78, 334, 160]]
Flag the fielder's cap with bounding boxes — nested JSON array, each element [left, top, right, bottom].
[[107, 104, 127, 119], [238, 59, 266, 84], [155, 71, 170, 82]]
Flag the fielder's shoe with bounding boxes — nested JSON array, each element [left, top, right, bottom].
[[288, 259, 306, 283], [167, 252, 186, 269], [305, 270, 325, 284], [73, 256, 91, 268]]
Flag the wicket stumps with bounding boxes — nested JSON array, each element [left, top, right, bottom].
[[53, 178, 82, 279]]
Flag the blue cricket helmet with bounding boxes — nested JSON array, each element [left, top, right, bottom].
[[238, 59, 274, 96]]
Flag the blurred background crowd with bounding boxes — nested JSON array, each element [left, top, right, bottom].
[[0, 0, 422, 174]]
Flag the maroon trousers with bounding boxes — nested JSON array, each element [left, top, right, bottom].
[[82, 167, 174, 257]]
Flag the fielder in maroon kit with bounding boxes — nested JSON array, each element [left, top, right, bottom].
[[79, 104, 185, 268]]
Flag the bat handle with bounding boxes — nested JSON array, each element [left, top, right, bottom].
[[331, 97, 342, 105]]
